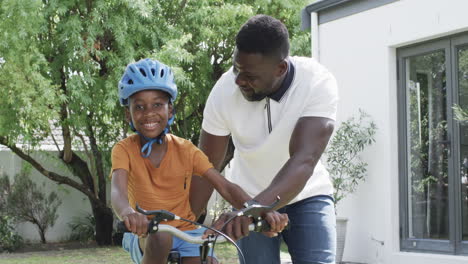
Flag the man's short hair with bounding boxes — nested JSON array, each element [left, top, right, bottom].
[[236, 15, 290, 61]]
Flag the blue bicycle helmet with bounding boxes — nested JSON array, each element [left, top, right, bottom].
[[118, 58, 178, 158], [119, 58, 177, 106]]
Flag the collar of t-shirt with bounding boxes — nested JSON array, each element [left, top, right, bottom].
[[268, 58, 296, 102]]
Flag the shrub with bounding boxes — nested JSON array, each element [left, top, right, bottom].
[[0, 174, 23, 252], [0, 215, 23, 252], [325, 110, 377, 206], [68, 213, 95, 242], [5, 170, 62, 244]]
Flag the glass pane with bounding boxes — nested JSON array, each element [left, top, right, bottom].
[[458, 46, 468, 241], [406, 51, 449, 240]]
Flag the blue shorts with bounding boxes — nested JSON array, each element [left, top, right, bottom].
[[237, 195, 336, 264], [122, 227, 216, 264]]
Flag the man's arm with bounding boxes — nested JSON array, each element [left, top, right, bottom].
[[254, 116, 335, 209], [189, 130, 231, 218], [199, 129, 231, 170]]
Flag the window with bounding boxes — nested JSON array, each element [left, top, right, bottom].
[[398, 33, 468, 255]]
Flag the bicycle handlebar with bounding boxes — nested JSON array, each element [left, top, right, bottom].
[[116, 197, 283, 244], [116, 199, 285, 264], [116, 220, 271, 244]]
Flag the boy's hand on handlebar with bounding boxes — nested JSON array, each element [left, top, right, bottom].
[[122, 211, 149, 237]]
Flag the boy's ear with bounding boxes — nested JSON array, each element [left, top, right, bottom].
[[125, 107, 131, 122], [168, 103, 174, 119]]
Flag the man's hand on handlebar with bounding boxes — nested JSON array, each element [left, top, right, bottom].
[[263, 211, 289, 237], [207, 211, 251, 240], [203, 210, 289, 241], [217, 210, 288, 240]]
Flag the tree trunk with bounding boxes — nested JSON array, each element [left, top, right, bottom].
[[63, 150, 114, 245], [91, 204, 114, 245], [38, 226, 47, 244]]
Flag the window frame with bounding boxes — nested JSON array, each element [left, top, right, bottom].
[[397, 33, 468, 256], [452, 34, 468, 255]]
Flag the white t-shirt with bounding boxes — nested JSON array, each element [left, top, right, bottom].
[[202, 56, 338, 204]]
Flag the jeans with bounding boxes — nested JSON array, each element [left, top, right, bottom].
[[237, 195, 336, 264]]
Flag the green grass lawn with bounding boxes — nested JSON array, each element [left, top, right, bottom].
[[0, 244, 240, 264], [0, 241, 290, 264]]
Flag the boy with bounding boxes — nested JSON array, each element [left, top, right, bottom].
[[110, 58, 288, 264]]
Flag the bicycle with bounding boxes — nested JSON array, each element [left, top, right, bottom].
[[117, 198, 283, 264]]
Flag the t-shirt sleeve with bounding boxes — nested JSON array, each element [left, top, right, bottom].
[[201, 74, 231, 136], [302, 72, 339, 121], [110, 142, 130, 178], [192, 147, 214, 177]]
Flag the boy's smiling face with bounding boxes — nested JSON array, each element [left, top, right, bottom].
[[126, 90, 173, 139]]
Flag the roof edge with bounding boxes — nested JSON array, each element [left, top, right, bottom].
[[304, 0, 352, 14]]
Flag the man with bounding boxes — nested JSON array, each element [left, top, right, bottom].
[[198, 15, 338, 264]]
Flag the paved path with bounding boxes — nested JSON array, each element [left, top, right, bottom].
[[280, 251, 292, 263]]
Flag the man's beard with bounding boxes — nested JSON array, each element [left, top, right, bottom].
[[240, 88, 267, 102]]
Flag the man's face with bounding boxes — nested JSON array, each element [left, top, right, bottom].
[[232, 49, 286, 102]]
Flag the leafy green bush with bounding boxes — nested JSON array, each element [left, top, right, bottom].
[[0, 214, 23, 252], [68, 213, 95, 242], [0, 173, 10, 211], [325, 110, 377, 205], [0, 174, 23, 252]]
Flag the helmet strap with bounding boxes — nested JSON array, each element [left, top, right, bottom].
[[129, 113, 175, 158], [129, 121, 137, 132], [138, 134, 163, 158]]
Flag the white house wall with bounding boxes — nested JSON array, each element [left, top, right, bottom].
[[316, 0, 468, 263]]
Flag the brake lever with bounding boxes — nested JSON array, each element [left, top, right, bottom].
[[135, 203, 181, 234], [237, 196, 281, 221], [136, 203, 178, 222]]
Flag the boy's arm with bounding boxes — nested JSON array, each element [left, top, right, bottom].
[[202, 168, 250, 209], [111, 169, 148, 236]]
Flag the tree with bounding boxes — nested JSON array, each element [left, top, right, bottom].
[[1, 170, 61, 244], [0, 0, 311, 245]]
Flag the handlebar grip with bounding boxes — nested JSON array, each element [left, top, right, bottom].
[[251, 219, 271, 232], [251, 219, 289, 233], [117, 221, 130, 233]]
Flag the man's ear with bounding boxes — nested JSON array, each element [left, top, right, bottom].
[[276, 60, 288, 76]]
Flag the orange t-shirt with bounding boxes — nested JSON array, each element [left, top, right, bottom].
[[111, 134, 213, 231]]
